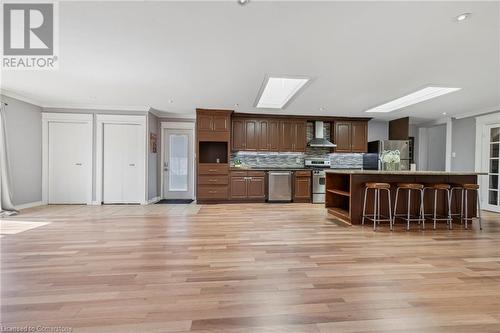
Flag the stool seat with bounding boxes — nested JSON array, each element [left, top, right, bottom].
[[397, 183, 424, 190], [462, 183, 479, 190], [427, 183, 451, 190], [365, 182, 390, 189]]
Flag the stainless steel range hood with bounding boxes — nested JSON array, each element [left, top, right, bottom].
[[308, 121, 336, 147]]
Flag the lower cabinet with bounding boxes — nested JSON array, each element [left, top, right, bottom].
[[230, 171, 266, 201], [293, 170, 312, 202]]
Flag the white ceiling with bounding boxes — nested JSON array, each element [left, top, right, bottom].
[[2, 1, 499, 122]]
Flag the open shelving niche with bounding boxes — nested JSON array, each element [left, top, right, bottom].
[[325, 173, 351, 224]]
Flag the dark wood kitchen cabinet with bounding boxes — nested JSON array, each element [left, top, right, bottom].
[[232, 119, 245, 151], [350, 121, 368, 152], [245, 119, 259, 151], [333, 120, 368, 153], [293, 170, 311, 202], [230, 171, 266, 201], [197, 109, 230, 133], [279, 120, 294, 151], [268, 120, 280, 151], [232, 118, 301, 152], [196, 109, 232, 203], [258, 120, 269, 151], [279, 120, 306, 152], [230, 176, 248, 199]]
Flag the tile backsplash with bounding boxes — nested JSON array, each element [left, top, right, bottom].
[[231, 152, 364, 169]]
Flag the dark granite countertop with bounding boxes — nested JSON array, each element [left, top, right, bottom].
[[230, 167, 310, 171]]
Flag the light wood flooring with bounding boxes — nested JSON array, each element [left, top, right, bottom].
[[1, 203, 500, 333]]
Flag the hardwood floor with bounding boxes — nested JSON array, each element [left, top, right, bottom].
[[1, 203, 500, 332]]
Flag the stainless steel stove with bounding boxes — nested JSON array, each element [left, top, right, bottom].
[[304, 158, 331, 203]]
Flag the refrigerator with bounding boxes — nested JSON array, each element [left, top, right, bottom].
[[367, 140, 410, 170]]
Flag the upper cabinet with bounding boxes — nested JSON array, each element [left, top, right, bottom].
[[333, 120, 368, 153], [196, 109, 231, 133], [232, 117, 306, 152]]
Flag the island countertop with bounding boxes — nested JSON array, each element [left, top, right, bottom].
[[325, 170, 487, 176], [325, 171, 482, 225]]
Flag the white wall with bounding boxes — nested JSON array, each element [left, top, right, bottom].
[[1, 95, 42, 206], [451, 117, 476, 171], [427, 124, 447, 171], [148, 113, 159, 200], [367, 120, 388, 142]]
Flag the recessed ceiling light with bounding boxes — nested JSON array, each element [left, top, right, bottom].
[[319, 107, 325, 112], [365, 86, 461, 113], [255, 76, 311, 109], [237, 0, 249, 5], [456, 13, 471, 22], [442, 112, 447, 115]]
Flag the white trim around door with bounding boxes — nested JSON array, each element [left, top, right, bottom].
[[42, 113, 93, 205], [160, 122, 196, 200], [475, 112, 500, 212], [96, 114, 147, 205]]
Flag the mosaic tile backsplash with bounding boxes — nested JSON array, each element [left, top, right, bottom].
[[230, 121, 365, 169]]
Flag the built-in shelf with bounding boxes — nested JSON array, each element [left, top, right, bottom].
[[327, 189, 350, 196]]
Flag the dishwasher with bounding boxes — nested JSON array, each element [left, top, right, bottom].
[[268, 171, 292, 202]]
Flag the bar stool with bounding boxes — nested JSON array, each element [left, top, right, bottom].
[[423, 183, 452, 230], [456, 183, 483, 230], [362, 182, 392, 231], [393, 183, 425, 231]]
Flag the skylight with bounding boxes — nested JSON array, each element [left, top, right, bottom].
[[255, 76, 310, 109], [365, 86, 461, 113]]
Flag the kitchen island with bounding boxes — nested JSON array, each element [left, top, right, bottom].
[[325, 170, 486, 225]]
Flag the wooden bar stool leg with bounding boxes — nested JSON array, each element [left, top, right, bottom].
[[386, 189, 393, 231], [433, 189, 438, 230], [447, 188, 452, 230], [460, 188, 464, 224], [420, 189, 425, 230], [407, 189, 411, 231], [362, 187, 368, 226], [373, 189, 379, 231], [393, 188, 400, 227], [464, 189, 468, 229], [477, 190, 482, 230]]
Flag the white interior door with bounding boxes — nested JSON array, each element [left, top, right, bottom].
[[163, 128, 194, 199], [483, 124, 500, 212], [48, 121, 91, 204], [103, 123, 144, 204]]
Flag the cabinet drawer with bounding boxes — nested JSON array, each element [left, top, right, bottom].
[[198, 186, 228, 199], [198, 175, 229, 185], [248, 171, 266, 177], [231, 171, 248, 177], [295, 170, 311, 177], [198, 164, 229, 175]]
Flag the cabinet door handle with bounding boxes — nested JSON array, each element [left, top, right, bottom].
[[209, 190, 217, 194], [75, 163, 82, 166], [209, 169, 217, 172], [209, 179, 217, 182], [129, 164, 135, 167]]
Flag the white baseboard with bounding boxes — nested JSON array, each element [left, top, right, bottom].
[[90, 201, 102, 205], [147, 196, 161, 204], [14, 201, 43, 210]]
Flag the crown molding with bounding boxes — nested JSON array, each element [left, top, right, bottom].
[[0, 89, 44, 107], [453, 105, 500, 120], [43, 104, 150, 112]]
